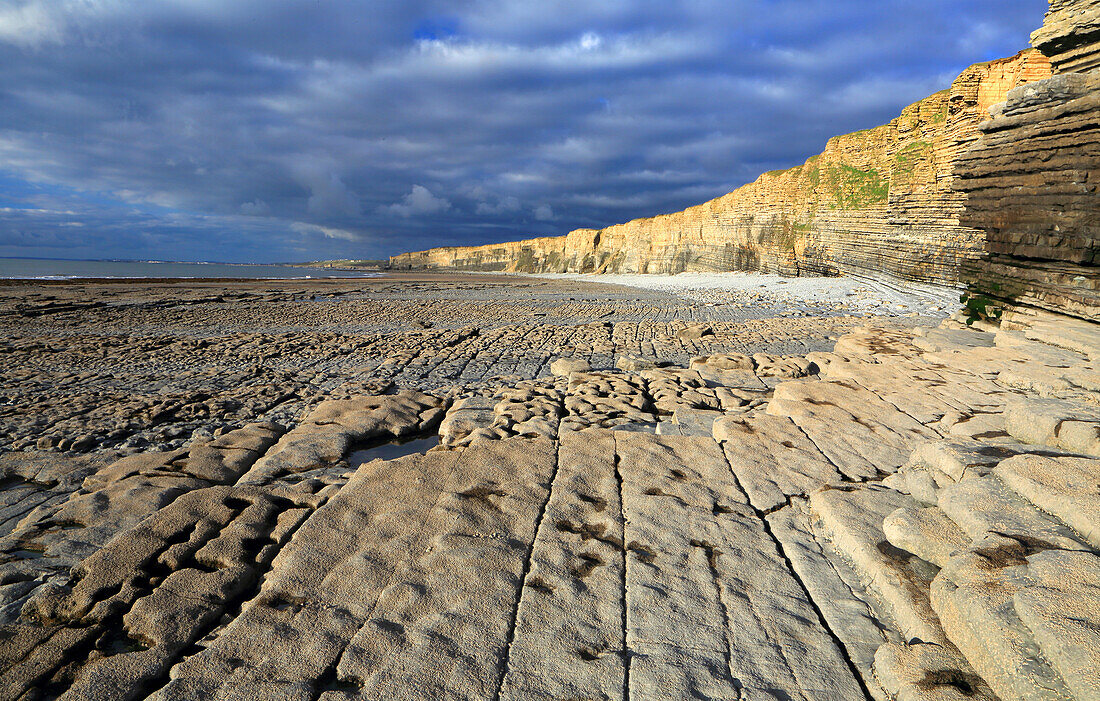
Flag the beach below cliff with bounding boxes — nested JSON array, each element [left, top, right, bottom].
[[526, 270, 958, 317]]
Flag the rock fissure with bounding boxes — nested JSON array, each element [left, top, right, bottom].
[[612, 448, 632, 701], [724, 454, 878, 701], [491, 446, 561, 701]]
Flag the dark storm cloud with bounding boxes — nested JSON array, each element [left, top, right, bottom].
[[0, 0, 1047, 262]]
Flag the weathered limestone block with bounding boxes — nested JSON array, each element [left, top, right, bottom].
[[1011, 549, 1100, 701], [675, 322, 714, 340], [1004, 396, 1100, 456], [751, 353, 817, 378], [1002, 308, 1100, 360], [641, 367, 722, 415], [336, 442, 557, 699], [159, 438, 557, 700], [883, 506, 971, 568], [931, 537, 1082, 701], [935, 411, 1007, 441], [499, 432, 625, 701], [897, 439, 1030, 504], [767, 379, 939, 479], [690, 353, 754, 371], [439, 395, 500, 446], [0, 422, 289, 580], [615, 433, 864, 700], [668, 407, 721, 437], [937, 474, 1092, 551], [830, 326, 925, 360], [491, 382, 565, 442], [874, 641, 998, 701], [810, 485, 947, 646], [550, 357, 591, 377], [616, 355, 662, 372], [238, 391, 442, 483], [994, 453, 1100, 548], [1031, 0, 1100, 73], [767, 501, 893, 698], [0, 452, 112, 550], [171, 422, 283, 483], [2, 486, 321, 701], [716, 413, 844, 511], [690, 365, 768, 392], [987, 326, 1095, 398], [563, 371, 655, 432], [825, 356, 1007, 425], [911, 326, 996, 353]]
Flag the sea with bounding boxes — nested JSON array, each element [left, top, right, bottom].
[[0, 257, 380, 280]]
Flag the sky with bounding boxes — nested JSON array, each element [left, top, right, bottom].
[[0, 0, 1048, 263]]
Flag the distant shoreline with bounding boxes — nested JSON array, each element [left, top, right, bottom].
[[0, 275, 384, 286], [0, 257, 383, 282]]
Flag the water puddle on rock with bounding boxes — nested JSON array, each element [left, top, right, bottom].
[[8, 549, 48, 560], [349, 435, 440, 466]]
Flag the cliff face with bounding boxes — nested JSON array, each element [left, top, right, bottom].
[[392, 51, 1052, 288], [1031, 0, 1100, 73], [959, 0, 1100, 321]]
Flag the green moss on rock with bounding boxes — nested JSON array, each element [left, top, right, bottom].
[[824, 164, 889, 210]]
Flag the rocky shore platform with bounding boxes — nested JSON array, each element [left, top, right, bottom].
[[1, 273, 1097, 700]]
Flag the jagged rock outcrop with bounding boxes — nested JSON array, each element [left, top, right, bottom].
[[392, 51, 1051, 289], [1031, 0, 1100, 73], [959, 0, 1100, 322]]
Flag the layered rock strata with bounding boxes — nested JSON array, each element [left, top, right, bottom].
[[1030, 0, 1100, 73], [392, 52, 1051, 289], [959, 0, 1100, 322]]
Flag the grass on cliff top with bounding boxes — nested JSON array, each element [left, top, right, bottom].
[[764, 164, 803, 178]]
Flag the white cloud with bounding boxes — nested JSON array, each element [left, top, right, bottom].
[[380, 185, 452, 218], [0, 1, 65, 47], [541, 136, 617, 165], [290, 221, 358, 241], [402, 30, 703, 78], [0, 0, 128, 48], [0, 206, 79, 216], [476, 195, 521, 215], [535, 204, 554, 220]]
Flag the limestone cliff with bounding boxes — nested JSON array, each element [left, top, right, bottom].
[[959, 0, 1100, 322], [1031, 0, 1100, 73], [392, 51, 1051, 288]]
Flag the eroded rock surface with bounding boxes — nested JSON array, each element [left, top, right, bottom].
[[3, 285, 1097, 700]]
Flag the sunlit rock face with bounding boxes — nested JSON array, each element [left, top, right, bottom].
[[959, 0, 1100, 322], [391, 51, 1051, 289], [1030, 0, 1100, 73]]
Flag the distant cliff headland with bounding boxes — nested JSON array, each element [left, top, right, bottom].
[[391, 51, 1052, 289]]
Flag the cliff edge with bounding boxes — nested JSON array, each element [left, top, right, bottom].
[[959, 0, 1100, 322], [391, 51, 1051, 289]]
